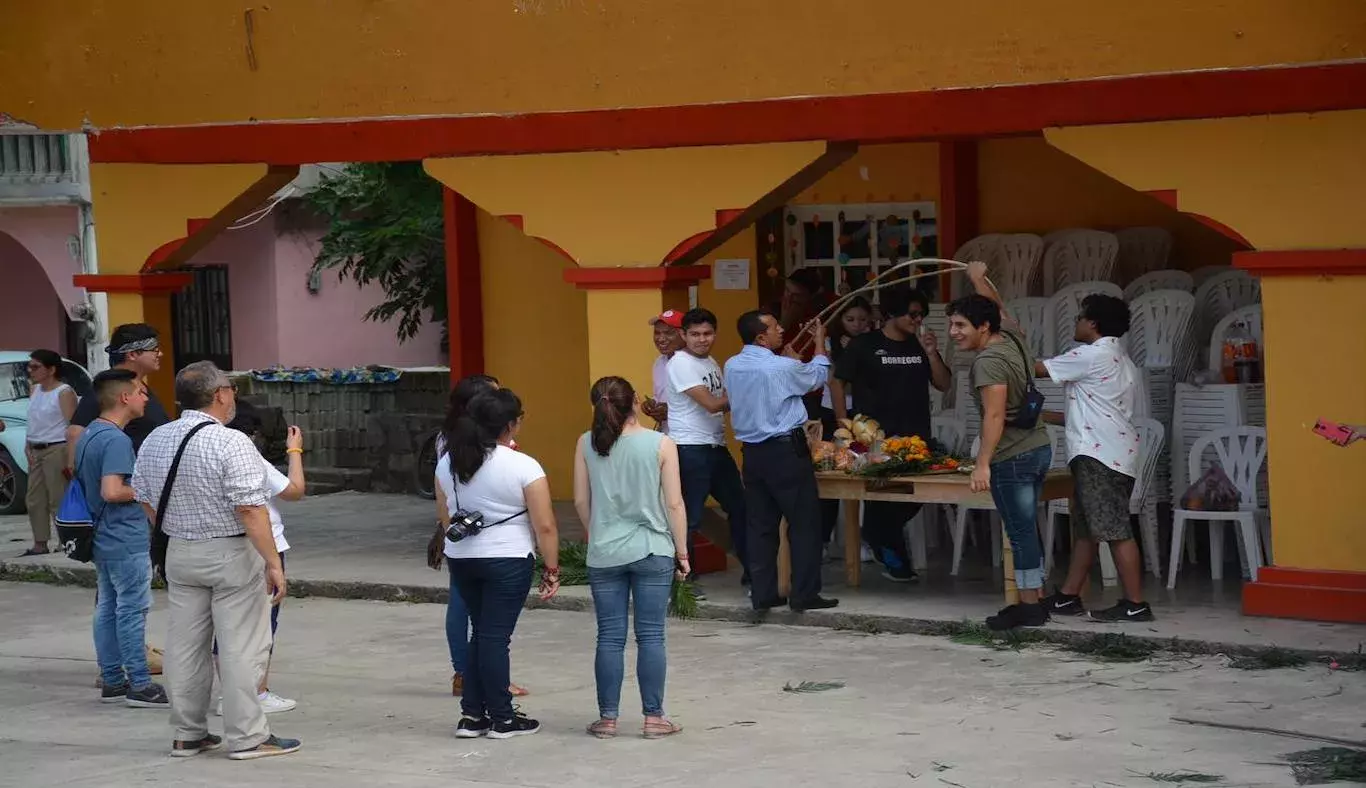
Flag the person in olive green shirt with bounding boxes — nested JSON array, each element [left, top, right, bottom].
[[947, 261, 1052, 631], [573, 376, 690, 740]]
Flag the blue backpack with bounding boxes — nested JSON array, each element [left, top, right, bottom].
[[54, 430, 111, 563]]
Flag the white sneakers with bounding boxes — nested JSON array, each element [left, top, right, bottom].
[[215, 691, 297, 716]]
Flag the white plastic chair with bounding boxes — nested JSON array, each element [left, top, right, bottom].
[[1039, 425, 1069, 574], [1125, 290, 1195, 369], [1206, 304, 1263, 373], [1190, 265, 1232, 288], [1040, 229, 1119, 296], [950, 437, 1002, 575], [993, 233, 1045, 301], [1046, 281, 1124, 356], [1005, 297, 1051, 357], [1180, 269, 1261, 379], [951, 234, 1004, 299], [1123, 269, 1194, 301], [1044, 419, 1166, 584], [1167, 427, 1269, 589], [1115, 227, 1173, 284]]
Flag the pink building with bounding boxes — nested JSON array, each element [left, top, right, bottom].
[[1, 142, 442, 372]]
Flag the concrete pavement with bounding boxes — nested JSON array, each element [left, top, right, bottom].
[[3, 581, 1364, 787]]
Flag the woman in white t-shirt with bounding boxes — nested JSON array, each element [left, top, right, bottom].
[[438, 388, 561, 740]]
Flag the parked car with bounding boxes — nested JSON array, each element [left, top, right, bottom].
[[0, 351, 93, 515]]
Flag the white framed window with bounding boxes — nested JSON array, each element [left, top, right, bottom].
[[783, 202, 939, 299]]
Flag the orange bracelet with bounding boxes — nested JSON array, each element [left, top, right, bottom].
[[286, 448, 303, 454]]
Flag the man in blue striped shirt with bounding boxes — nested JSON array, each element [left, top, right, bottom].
[[725, 310, 838, 612]]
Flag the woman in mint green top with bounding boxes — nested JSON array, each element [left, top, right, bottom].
[[573, 376, 688, 740]]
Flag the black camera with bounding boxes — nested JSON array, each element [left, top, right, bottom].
[[445, 509, 485, 543]]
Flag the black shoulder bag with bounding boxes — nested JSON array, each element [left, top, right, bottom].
[[1002, 332, 1046, 430], [150, 421, 214, 577]]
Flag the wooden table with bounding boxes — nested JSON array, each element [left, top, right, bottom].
[[775, 470, 1074, 603]]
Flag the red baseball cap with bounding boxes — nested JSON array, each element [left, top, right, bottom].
[[648, 310, 684, 329]]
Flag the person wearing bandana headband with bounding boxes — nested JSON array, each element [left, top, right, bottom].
[[66, 323, 173, 682], [67, 324, 172, 462]]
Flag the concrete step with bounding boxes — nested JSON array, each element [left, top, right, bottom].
[[276, 466, 374, 496]]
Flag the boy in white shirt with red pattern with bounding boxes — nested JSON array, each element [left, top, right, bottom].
[[1037, 295, 1154, 623]]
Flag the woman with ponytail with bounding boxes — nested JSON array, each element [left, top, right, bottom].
[[428, 374, 528, 699], [436, 388, 560, 740], [573, 376, 689, 740]]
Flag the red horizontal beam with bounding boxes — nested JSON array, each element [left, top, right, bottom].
[[1234, 249, 1366, 277], [87, 62, 1366, 165], [563, 265, 711, 291], [74, 273, 194, 294]]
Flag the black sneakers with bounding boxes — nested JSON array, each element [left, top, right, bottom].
[[125, 682, 170, 708], [488, 712, 541, 739], [985, 602, 1050, 631], [790, 596, 839, 612], [1090, 599, 1156, 622], [100, 682, 130, 703], [1041, 588, 1086, 617], [171, 734, 224, 758], [455, 715, 492, 739]]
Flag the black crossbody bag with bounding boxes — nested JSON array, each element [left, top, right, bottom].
[[150, 421, 214, 577]]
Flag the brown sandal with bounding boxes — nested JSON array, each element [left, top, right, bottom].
[[642, 718, 682, 739], [586, 718, 618, 739]]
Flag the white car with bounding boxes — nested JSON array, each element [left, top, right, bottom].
[[0, 351, 93, 515]]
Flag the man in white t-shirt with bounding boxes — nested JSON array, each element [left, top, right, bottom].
[[642, 310, 685, 434], [1036, 295, 1153, 623], [665, 308, 749, 594]]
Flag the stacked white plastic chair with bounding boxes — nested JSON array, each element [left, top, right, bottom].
[[1044, 418, 1166, 582], [1122, 269, 1194, 301], [1206, 304, 1263, 373], [1167, 427, 1270, 588], [1125, 290, 1196, 369], [1115, 227, 1173, 285], [1190, 265, 1232, 288], [1039, 229, 1119, 296], [1178, 269, 1261, 382], [1046, 281, 1124, 355], [1005, 297, 1051, 357], [950, 234, 1004, 300]]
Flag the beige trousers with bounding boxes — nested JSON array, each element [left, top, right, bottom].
[[25, 443, 66, 544], [165, 536, 272, 752]]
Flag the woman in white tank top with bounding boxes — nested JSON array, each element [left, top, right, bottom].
[[21, 349, 77, 556]]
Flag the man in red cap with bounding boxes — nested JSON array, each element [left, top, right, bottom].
[[643, 310, 685, 433]]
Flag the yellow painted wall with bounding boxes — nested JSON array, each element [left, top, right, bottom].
[[426, 145, 825, 266], [1047, 111, 1366, 572], [476, 211, 589, 499], [694, 230, 762, 462], [90, 162, 272, 405], [790, 143, 939, 206], [7, 1, 1363, 129], [978, 137, 1242, 268]]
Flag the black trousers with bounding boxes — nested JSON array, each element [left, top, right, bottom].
[[862, 501, 921, 571], [741, 434, 824, 606]]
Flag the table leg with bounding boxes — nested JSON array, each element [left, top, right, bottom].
[[1002, 524, 1019, 605], [842, 500, 861, 588], [778, 518, 791, 598]]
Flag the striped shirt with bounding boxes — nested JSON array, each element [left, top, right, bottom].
[[133, 410, 268, 540], [724, 345, 830, 443]]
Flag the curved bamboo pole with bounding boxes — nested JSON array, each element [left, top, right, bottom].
[[790, 257, 982, 354]]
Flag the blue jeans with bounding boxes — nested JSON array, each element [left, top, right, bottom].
[[588, 555, 673, 719], [988, 444, 1053, 591], [447, 561, 469, 674], [449, 556, 534, 721], [93, 552, 153, 690], [677, 445, 749, 580]]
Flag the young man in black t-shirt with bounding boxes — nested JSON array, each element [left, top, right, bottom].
[[66, 324, 171, 463], [832, 287, 951, 581]]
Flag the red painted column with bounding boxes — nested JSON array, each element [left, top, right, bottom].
[[937, 140, 980, 299], [443, 188, 485, 381]]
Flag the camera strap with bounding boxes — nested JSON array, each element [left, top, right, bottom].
[[452, 478, 529, 529]]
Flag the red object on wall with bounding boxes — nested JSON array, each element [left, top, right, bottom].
[[562, 265, 711, 291], [443, 188, 484, 380], [1234, 249, 1366, 277], [72, 272, 194, 294], [1243, 567, 1366, 624], [937, 140, 979, 298]]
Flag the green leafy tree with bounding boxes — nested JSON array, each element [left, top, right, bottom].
[[305, 162, 445, 344]]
